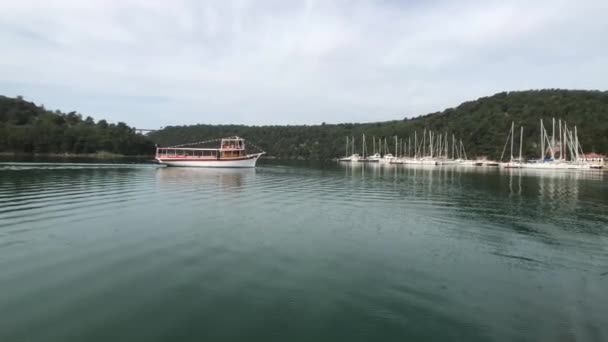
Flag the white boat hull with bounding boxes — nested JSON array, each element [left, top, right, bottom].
[[157, 154, 262, 168], [410, 159, 438, 165], [503, 162, 523, 168], [520, 162, 602, 170], [339, 154, 361, 162]]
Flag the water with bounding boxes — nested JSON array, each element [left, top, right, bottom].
[[0, 161, 607, 342]]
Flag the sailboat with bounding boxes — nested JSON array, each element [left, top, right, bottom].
[[339, 136, 360, 162], [501, 122, 524, 168], [379, 137, 396, 164], [365, 136, 381, 162]]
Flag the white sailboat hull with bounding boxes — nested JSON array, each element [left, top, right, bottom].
[[503, 162, 524, 168], [339, 154, 361, 162], [520, 162, 602, 170]]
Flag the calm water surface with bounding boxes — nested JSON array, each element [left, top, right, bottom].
[[0, 162, 607, 342]]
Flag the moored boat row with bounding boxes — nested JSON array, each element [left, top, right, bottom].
[[339, 131, 485, 166], [498, 118, 603, 170], [338, 119, 604, 171]]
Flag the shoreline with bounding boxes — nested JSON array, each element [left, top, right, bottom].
[[0, 152, 153, 159]]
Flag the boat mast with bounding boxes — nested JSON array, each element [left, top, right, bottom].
[[437, 133, 442, 158], [362, 134, 366, 159], [372, 136, 376, 155], [429, 130, 433, 158], [551, 117, 556, 160], [519, 126, 523, 162], [558, 119, 564, 160], [574, 126, 580, 161], [408, 136, 412, 158], [384, 137, 387, 155], [345, 136, 349, 157], [422, 129, 426, 157], [540, 119, 544, 160], [394, 136, 398, 157], [444, 132, 448, 158], [564, 122, 569, 161], [500, 122, 513, 162], [452, 134, 455, 160], [461, 140, 468, 160], [510, 121, 515, 161], [567, 127, 575, 161], [414, 131, 418, 158]]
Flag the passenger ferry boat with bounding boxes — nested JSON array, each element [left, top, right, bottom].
[[155, 136, 265, 168]]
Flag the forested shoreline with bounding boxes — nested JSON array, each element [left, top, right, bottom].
[[0, 96, 154, 156], [2, 90, 607, 160], [150, 90, 608, 160]]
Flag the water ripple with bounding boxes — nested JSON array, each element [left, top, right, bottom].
[[0, 162, 606, 342]]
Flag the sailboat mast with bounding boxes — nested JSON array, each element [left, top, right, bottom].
[[540, 119, 544, 160], [409, 136, 412, 158], [384, 137, 387, 155], [415, 132, 418, 158], [510, 121, 515, 161], [452, 134, 455, 159], [551, 118, 556, 160], [362, 134, 366, 158], [574, 126, 580, 161], [519, 126, 523, 161], [564, 122, 568, 160], [345, 136, 348, 157], [422, 129, 426, 157], [395, 136, 398, 157], [372, 136, 375, 155], [558, 120, 562, 160], [438, 133, 442, 158], [567, 127, 575, 161], [429, 130, 433, 158]]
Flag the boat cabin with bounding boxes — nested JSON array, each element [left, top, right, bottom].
[[220, 137, 246, 158], [155, 136, 248, 160]]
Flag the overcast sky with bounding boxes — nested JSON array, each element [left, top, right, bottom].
[[1, 0, 607, 128]]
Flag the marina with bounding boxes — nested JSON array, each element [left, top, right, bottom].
[[339, 131, 492, 167], [339, 119, 604, 171], [499, 118, 603, 170]]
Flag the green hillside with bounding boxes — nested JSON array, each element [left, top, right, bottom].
[[150, 90, 608, 160], [0, 96, 154, 156]]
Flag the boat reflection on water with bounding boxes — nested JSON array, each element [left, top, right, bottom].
[[155, 166, 255, 192], [340, 161, 605, 181], [500, 166, 605, 181], [338, 160, 607, 241], [338, 162, 605, 206]]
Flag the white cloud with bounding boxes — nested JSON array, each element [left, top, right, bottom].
[[0, 0, 607, 127]]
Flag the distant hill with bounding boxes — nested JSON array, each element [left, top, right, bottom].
[[0, 96, 154, 156], [149, 89, 608, 160]]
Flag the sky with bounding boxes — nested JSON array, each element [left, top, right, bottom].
[[1, 0, 607, 128]]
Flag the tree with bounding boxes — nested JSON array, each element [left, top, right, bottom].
[[0, 95, 155, 155]]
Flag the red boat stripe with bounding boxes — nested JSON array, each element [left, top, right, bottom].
[[157, 156, 256, 162]]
